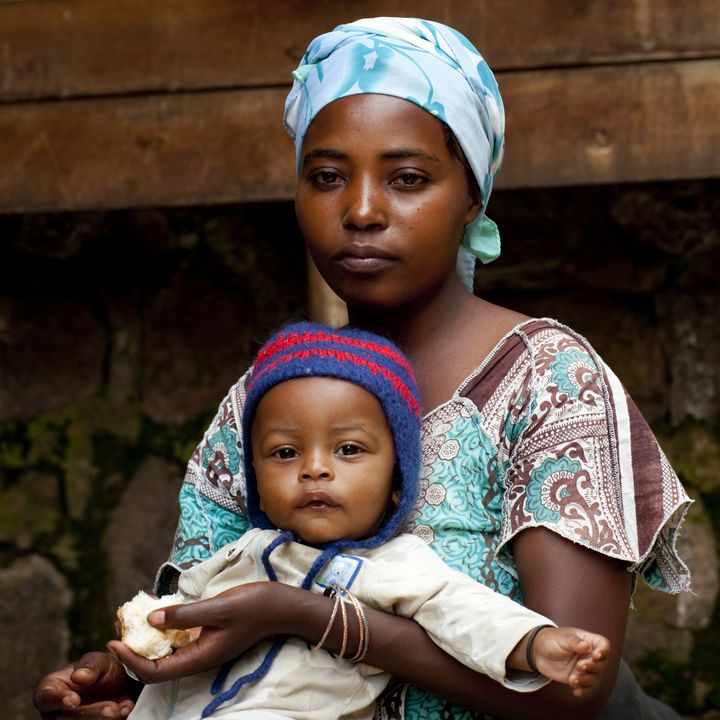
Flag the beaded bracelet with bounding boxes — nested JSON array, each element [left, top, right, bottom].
[[525, 624, 554, 673]]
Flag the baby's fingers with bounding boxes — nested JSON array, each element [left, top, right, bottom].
[[584, 631, 611, 655], [592, 641, 611, 660], [563, 629, 611, 659], [575, 651, 608, 677], [568, 667, 601, 697]]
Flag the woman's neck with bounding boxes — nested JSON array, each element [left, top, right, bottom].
[[347, 274, 475, 356], [346, 275, 528, 411]]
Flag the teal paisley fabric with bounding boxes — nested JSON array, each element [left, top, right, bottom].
[[163, 319, 691, 719]]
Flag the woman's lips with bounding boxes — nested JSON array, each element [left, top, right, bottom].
[[333, 245, 398, 273]]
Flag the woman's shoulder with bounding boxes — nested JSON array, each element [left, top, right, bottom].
[[456, 317, 593, 405]]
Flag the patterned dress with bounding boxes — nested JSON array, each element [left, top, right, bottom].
[[158, 319, 691, 720]]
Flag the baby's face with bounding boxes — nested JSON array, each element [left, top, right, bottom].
[[251, 377, 397, 544]]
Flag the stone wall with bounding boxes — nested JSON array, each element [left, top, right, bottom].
[[1, 181, 718, 718]]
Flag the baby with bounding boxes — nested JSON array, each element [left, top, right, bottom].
[[124, 322, 610, 719]]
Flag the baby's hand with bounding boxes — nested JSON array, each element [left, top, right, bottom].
[[530, 626, 610, 697]]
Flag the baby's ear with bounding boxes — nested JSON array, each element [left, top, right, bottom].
[[391, 489, 401, 507]]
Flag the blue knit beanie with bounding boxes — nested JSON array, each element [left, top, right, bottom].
[[242, 321, 422, 551]]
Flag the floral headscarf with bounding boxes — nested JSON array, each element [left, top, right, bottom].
[[284, 17, 506, 285]]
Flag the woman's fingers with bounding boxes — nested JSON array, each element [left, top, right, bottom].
[[38, 698, 133, 719], [146, 596, 228, 630], [34, 653, 108, 710], [34, 678, 132, 719], [107, 585, 278, 683], [34, 652, 136, 718], [33, 671, 79, 713], [108, 630, 226, 684]]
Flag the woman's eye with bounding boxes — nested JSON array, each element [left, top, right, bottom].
[[338, 444, 362, 456], [274, 448, 298, 459], [311, 170, 344, 186], [390, 172, 426, 187]]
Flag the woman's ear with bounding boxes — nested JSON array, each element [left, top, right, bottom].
[[465, 186, 482, 226], [391, 489, 401, 507]]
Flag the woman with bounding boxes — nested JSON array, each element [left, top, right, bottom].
[[34, 17, 690, 720]]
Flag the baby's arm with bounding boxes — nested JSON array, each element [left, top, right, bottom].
[[508, 625, 610, 698]]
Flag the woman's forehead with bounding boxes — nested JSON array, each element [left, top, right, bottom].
[[301, 94, 448, 155]]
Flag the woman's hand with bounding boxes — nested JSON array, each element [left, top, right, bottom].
[[32, 652, 139, 719], [107, 582, 287, 684]]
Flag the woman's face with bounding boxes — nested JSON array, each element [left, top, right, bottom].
[[295, 94, 480, 310]]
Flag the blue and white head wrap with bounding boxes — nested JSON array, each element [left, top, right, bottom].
[[284, 17, 506, 286]]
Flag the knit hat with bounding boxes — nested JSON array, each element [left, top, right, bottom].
[[242, 321, 422, 550]]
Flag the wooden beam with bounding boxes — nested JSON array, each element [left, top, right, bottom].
[[0, 0, 439, 102], [498, 59, 720, 188], [2, 0, 719, 102], [0, 89, 296, 212], [0, 59, 717, 213], [464, 1, 720, 70]]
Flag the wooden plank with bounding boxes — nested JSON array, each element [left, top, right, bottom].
[[497, 58, 720, 189], [0, 89, 296, 212], [464, 1, 720, 70], [1, 59, 717, 213], [0, 0, 438, 102], [2, 0, 719, 102]]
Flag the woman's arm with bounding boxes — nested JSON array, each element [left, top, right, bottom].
[[111, 527, 630, 719]]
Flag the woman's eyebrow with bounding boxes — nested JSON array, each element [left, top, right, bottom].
[[301, 148, 347, 168], [382, 149, 441, 162], [301, 147, 441, 168]]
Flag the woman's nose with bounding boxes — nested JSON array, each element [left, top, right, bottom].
[[300, 450, 334, 481], [342, 178, 387, 231]]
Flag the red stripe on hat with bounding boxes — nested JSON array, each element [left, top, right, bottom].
[[256, 329, 414, 377], [251, 347, 421, 418]]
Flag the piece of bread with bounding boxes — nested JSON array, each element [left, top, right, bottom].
[[117, 590, 192, 660]]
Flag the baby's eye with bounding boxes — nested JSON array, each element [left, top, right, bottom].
[[337, 444, 362, 456], [274, 447, 298, 459]]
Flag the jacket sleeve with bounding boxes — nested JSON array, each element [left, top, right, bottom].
[[366, 536, 553, 691]]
